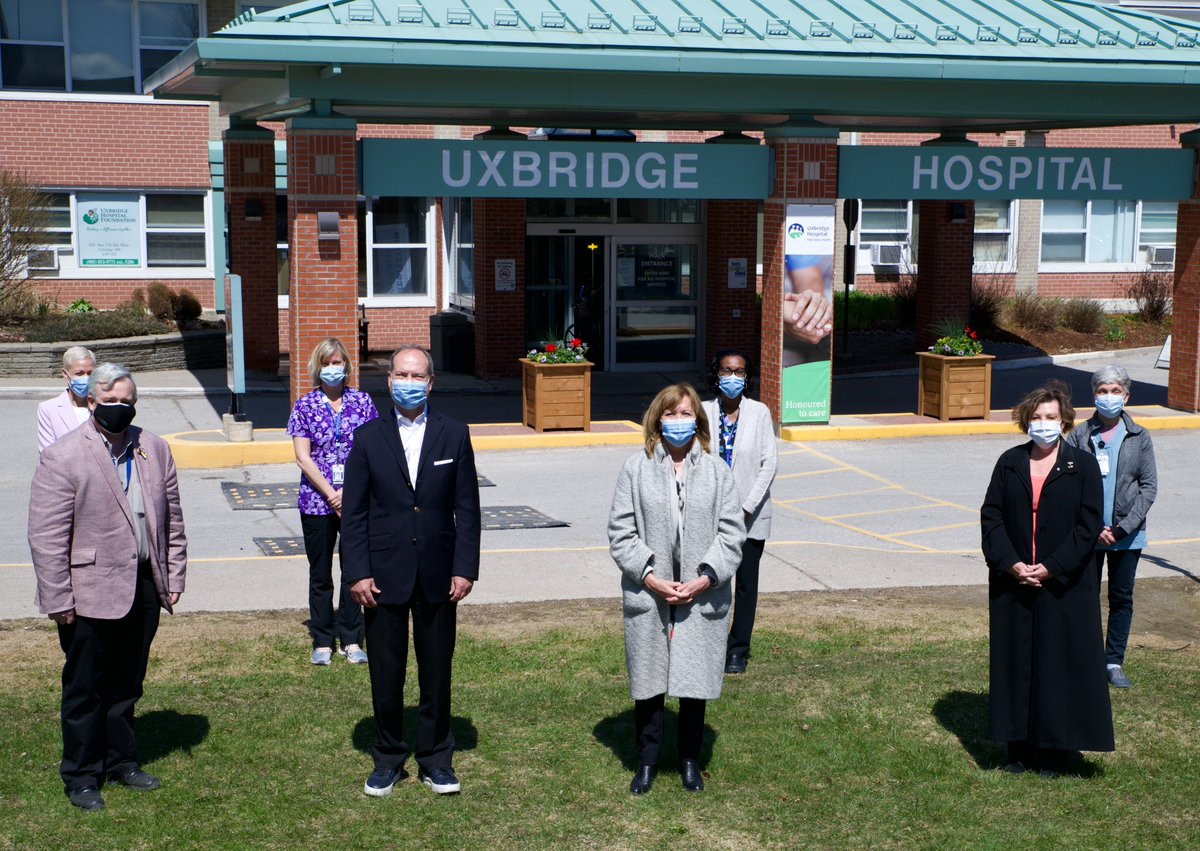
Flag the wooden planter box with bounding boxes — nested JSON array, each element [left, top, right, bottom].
[[521, 359, 593, 432], [916, 352, 995, 421]]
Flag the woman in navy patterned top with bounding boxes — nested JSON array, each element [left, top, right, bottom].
[[287, 338, 379, 666]]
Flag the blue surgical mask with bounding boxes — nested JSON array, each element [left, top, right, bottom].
[[718, 375, 745, 400], [661, 418, 697, 447], [319, 366, 345, 387], [1028, 422, 1062, 448], [69, 377, 90, 398], [391, 380, 428, 411], [1094, 395, 1124, 419]]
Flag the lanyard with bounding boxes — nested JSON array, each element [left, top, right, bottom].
[[325, 401, 344, 444]]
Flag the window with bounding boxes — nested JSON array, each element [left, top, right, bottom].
[[973, 200, 1014, 269], [25, 189, 209, 277], [0, 0, 66, 89], [0, 1, 199, 93], [366, 197, 434, 300], [858, 200, 917, 267], [447, 198, 474, 311], [1041, 199, 1157, 266], [1138, 201, 1178, 264]]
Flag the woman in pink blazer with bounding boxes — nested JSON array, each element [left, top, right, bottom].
[[36, 346, 96, 453]]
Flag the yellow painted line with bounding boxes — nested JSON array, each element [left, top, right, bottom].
[[826, 502, 955, 520], [890, 520, 980, 537], [768, 540, 979, 556], [774, 485, 899, 505], [774, 501, 938, 553], [781, 420, 1020, 442], [773, 467, 854, 480]]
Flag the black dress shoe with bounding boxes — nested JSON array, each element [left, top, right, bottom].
[[68, 786, 104, 811], [629, 764, 657, 795], [680, 759, 704, 792], [724, 653, 747, 674], [108, 768, 161, 791]]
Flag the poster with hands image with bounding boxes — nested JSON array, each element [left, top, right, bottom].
[[782, 204, 835, 424]]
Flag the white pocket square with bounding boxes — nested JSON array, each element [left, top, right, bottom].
[[433, 458, 454, 466]]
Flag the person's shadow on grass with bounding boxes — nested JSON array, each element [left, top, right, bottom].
[[592, 706, 716, 772], [351, 714, 478, 756], [933, 690, 1103, 778], [134, 710, 210, 764]]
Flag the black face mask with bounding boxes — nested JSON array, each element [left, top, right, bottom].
[[93, 402, 136, 434]]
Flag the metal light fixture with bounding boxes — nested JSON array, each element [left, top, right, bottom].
[[317, 211, 340, 241]]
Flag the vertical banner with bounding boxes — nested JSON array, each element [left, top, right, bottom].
[[781, 204, 835, 424]]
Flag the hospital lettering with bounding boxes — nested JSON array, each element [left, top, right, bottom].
[[912, 154, 1123, 194]]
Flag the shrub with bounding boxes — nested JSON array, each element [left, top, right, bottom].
[[146, 283, 179, 321], [1004, 293, 1061, 332], [1127, 271, 1172, 324], [832, 291, 901, 331], [22, 311, 171, 343], [176, 288, 203, 322], [890, 277, 918, 327], [0, 283, 40, 320], [1059, 298, 1106, 334], [1105, 316, 1129, 343], [115, 288, 148, 316], [969, 279, 1007, 332], [66, 297, 95, 315]]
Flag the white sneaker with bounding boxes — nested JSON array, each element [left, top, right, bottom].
[[342, 644, 368, 665], [310, 647, 333, 666]]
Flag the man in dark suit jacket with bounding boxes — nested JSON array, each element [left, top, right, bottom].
[[28, 363, 187, 812], [342, 345, 481, 797]]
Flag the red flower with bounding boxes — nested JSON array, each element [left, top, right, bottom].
[[545, 344, 557, 353], [969, 330, 978, 340], [571, 338, 582, 348]]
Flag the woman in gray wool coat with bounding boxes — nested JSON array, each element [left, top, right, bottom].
[[608, 382, 745, 796]]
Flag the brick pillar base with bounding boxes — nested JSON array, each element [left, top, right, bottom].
[[915, 200, 976, 351], [705, 199, 761, 370], [1169, 192, 1200, 411], [761, 132, 840, 424], [223, 127, 279, 374], [473, 198, 526, 378], [286, 118, 360, 404]]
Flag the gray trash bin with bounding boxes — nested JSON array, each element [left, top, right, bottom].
[[429, 311, 475, 374]]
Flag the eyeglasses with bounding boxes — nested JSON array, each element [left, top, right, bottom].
[[717, 368, 747, 378]]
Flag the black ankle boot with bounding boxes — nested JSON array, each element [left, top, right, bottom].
[[630, 764, 657, 795]]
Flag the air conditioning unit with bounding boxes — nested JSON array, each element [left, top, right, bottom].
[[870, 243, 905, 266], [26, 249, 58, 271], [1149, 245, 1175, 265]]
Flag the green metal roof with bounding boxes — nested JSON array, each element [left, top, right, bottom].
[[150, 0, 1200, 131]]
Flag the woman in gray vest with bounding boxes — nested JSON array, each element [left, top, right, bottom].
[[701, 349, 778, 674], [1066, 364, 1158, 689], [609, 383, 745, 795]]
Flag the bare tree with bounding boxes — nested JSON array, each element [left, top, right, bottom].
[[0, 170, 50, 315]]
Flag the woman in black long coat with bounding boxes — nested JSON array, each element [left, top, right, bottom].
[[980, 383, 1113, 777]]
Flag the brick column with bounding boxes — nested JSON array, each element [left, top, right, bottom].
[[1168, 133, 1200, 411], [915, 136, 977, 351], [704, 199, 761, 366], [285, 118, 360, 403], [223, 126, 279, 374], [915, 200, 976, 350], [761, 129, 840, 423], [472, 197, 526, 378]]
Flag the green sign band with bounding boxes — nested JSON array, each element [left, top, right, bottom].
[[361, 140, 771, 199], [838, 147, 1195, 201]]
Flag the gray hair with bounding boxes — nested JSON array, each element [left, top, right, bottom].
[[1091, 364, 1131, 394], [61, 346, 96, 371], [88, 362, 138, 401], [388, 345, 435, 378]]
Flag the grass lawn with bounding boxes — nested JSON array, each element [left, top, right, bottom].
[[2, 583, 1198, 850]]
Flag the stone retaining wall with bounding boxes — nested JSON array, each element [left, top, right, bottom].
[[0, 330, 225, 376]]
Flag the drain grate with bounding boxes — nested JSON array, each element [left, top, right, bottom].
[[252, 537, 305, 557], [224, 474, 495, 510], [481, 505, 568, 530]]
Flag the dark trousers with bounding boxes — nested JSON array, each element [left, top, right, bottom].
[[301, 512, 363, 650], [56, 564, 160, 792], [726, 537, 765, 657], [364, 580, 457, 772], [1095, 548, 1142, 667], [633, 694, 706, 767]]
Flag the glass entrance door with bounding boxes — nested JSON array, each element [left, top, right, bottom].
[[525, 235, 606, 365], [610, 239, 701, 370]]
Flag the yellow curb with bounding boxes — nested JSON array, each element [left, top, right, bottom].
[[165, 421, 645, 468], [781, 406, 1200, 442]]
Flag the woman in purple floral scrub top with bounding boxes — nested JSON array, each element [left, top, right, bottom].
[[287, 338, 379, 666]]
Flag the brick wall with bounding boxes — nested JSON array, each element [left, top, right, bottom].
[[704, 200, 760, 366], [0, 99, 209, 187], [1169, 167, 1200, 412], [915, 200, 976, 349], [28, 279, 214, 310], [472, 197, 526, 378]]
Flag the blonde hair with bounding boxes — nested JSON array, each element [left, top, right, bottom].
[[641, 383, 710, 457], [307, 338, 351, 386], [1012, 380, 1076, 434]]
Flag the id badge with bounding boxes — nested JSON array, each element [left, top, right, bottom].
[[331, 464, 345, 486], [1096, 453, 1110, 477]]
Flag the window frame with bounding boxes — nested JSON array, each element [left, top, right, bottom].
[[364, 196, 437, 307], [444, 197, 475, 314], [972, 200, 1017, 273], [1038, 199, 1171, 272], [856, 199, 916, 270]]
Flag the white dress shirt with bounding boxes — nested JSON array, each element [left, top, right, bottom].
[[396, 406, 428, 487]]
